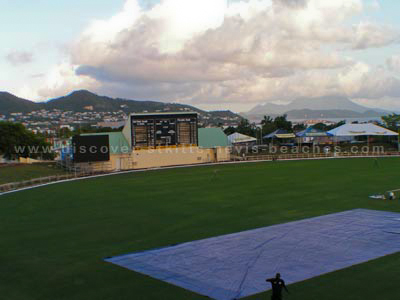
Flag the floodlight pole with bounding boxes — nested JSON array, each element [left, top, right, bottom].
[[398, 129, 400, 153]]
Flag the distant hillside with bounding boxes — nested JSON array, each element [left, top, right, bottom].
[[285, 109, 386, 119], [44, 90, 200, 113], [0, 90, 242, 124], [0, 92, 42, 113], [245, 95, 389, 120]]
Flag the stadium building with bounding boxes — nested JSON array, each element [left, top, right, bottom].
[[71, 112, 231, 172]]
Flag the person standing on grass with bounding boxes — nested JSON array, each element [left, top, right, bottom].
[[266, 273, 289, 300]]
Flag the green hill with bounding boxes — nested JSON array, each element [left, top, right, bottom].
[[0, 92, 42, 113], [0, 90, 242, 124]]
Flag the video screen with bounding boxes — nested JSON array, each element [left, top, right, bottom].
[[72, 135, 110, 162]]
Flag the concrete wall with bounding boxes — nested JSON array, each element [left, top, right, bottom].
[[109, 154, 133, 171], [75, 146, 231, 172], [74, 160, 113, 173], [131, 146, 215, 169], [215, 147, 231, 162]]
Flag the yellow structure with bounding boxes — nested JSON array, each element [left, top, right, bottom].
[[131, 146, 230, 169], [19, 157, 45, 164]]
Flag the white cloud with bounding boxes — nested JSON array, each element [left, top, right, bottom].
[[147, 0, 228, 53], [351, 22, 399, 50], [366, 0, 380, 11], [6, 50, 34, 66], [82, 0, 142, 44], [37, 63, 100, 99], [30, 0, 400, 111], [387, 55, 400, 72]]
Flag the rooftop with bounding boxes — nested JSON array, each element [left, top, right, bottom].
[[198, 128, 230, 148]]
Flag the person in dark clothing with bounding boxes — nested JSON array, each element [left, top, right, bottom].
[[266, 273, 289, 300]]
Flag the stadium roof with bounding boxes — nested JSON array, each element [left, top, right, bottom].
[[81, 132, 131, 154], [296, 127, 328, 137], [327, 124, 398, 136], [228, 132, 257, 144], [198, 128, 230, 148], [264, 129, 296, 139]]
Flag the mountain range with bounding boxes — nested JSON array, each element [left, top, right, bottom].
[[0, 91, 394, 124], [0, 90, 241, 125], [245, 96, 392, 120]]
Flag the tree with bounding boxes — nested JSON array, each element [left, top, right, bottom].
[[293, 123, 306, 132], [313, 122, 328, 131], [274, 114, 292, 131], [261, 115, 277, 135], [382, 113, 400, 130], [311, 121, 345, 132], [261, 116, 274, 125], [224, 126, 236, 135], [328, 120, 345, 130], [0, 122, 55, 160], [58, 127, 73, 138], [236, 118, 256, 137]]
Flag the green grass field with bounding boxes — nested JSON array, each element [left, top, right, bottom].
[[0, 163, 67, 185], [1, 158, 400, 300]]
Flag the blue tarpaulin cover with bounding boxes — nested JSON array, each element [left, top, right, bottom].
[[105, 209, 400, 299]]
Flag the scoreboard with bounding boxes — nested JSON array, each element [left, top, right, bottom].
[[131, 113, 198, 148]]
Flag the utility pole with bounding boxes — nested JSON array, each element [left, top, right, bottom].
[[392, 121, 400, 153], [396, 122, 400, 153]]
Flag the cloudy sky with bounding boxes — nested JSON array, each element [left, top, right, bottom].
[[2, 0, 400, 112]]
